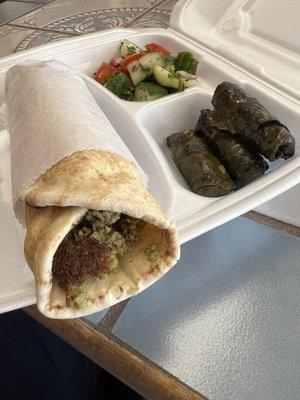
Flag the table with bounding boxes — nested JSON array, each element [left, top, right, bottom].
[[25, 216, 300, 400]]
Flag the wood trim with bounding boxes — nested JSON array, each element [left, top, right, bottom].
[[25, 306, 207, 400], [244, 211, 300, 237]]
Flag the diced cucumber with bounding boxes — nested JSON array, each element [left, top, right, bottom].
[[153, 65, 185, 90], [176, 70, 196, 80], [139, 52, 165, 75], [177, 77, 186, 91], [184, 78, 201, 88], [128, 52, 166, 86], [120, 39, 141, 58], [134, 82, 168, 101], [104, 72, 134, 100], [127, 60, 147, 86], [174, 51, 199, 74], [165, 58, 175, 73]]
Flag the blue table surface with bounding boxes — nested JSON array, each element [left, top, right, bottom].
[[109, 217, 300, 400]]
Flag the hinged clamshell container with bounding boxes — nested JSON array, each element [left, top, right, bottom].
[[0, 0, 299, 313]]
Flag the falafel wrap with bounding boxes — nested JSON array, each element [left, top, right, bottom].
[[5, 60, 180, 319]]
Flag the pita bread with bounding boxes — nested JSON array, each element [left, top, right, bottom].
[[24, 149, 180, 318]]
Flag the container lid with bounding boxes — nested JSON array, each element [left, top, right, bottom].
[[170, 0, 300, 101]]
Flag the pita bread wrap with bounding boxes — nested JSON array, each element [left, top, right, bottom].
[[5, 61, 180, 318]]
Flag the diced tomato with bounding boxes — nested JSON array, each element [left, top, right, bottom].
[[110, 57, 123, 67], [109, 57, 118, 66], [119, 53, 143, 72], [94, 62, 119, 83], [145, 43, 170, 57]]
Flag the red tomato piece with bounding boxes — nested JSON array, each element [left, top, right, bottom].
[[109, 57, 118, 66], [119, 53, 143, 72], [145, 43, 170, 57], [94, 62, 118, 83]]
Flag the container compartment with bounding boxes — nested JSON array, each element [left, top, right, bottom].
[[70, 31, 230, 100], [0, 26, 299, 313], [74, 30, 273, 103], [135, 78, 299, 232], [136, 89, 214, 221]]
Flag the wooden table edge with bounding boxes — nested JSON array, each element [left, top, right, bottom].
[[244, 211, 300, 237], [24, 305, 207, 400]]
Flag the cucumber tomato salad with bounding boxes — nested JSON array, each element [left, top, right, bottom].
[[94, 40, 200, 101]]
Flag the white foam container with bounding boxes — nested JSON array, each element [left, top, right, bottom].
[[0, 0, 299, 313]]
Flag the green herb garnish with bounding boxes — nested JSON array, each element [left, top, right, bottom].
[[68, 290, 86, 310], [75, 211, 141, 271], [145, 244, 161, 262]]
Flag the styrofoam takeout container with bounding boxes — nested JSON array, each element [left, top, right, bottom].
[[0, 0, 299, 313]]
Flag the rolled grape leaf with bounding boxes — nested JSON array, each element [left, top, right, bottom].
[[167, 130, 236, 197], [195, 109, 269, 188], [211, 82, 295, 161]]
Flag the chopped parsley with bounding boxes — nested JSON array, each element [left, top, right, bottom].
[[126, 45, 136, 55], [68, 290, 86, 310], [75, 211, 142, 271], [145, 244, 161, 262]]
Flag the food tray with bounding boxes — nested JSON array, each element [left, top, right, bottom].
[[0, 1, 299, 313]]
